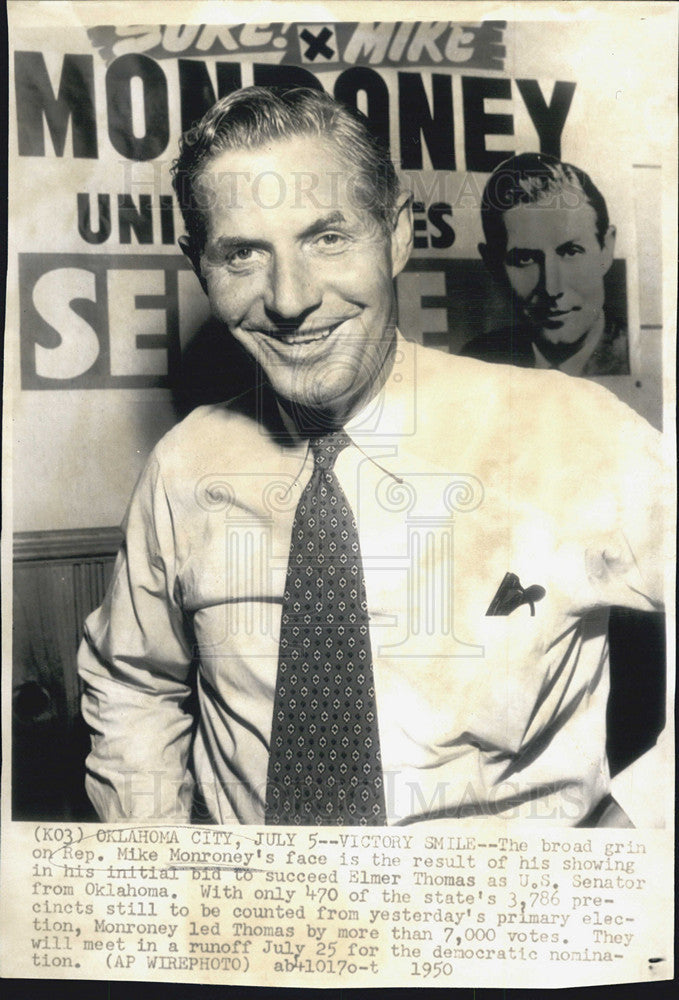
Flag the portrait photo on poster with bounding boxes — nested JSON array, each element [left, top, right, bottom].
[[1, 0, 676, 991]]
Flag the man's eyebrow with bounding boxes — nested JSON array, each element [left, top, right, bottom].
[[555, 237, 585, 252], [503, 235, 588, 262], [205, 212, 351, 256], [206, 235, 270, 256], [298, 211, 350, 239], [504, 244, 538, 260]]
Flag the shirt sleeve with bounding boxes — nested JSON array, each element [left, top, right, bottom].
[[564, 382, 669, 614], [77, 453, 195, 822]]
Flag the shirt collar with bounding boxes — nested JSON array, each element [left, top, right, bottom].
[[275, 330, 417, 445], [345, 330, 416, 442]]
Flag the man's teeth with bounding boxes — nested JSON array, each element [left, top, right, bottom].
[[278, 327, 334, 345]]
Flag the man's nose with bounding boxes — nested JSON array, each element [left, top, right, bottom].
[[542, 253, 564, 300], [264, 255, 322, 325]]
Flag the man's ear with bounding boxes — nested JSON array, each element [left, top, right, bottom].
[[600, 224, 616, 275], [179, 235, 208, 295], [391, 192, 414, 278]]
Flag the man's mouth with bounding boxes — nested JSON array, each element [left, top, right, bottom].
[[530, 307, 577, 327], [249, 320, 347, 346], [276, 323, 340, 345]]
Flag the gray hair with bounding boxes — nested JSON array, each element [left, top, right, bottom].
[[171, 86, 400, 248]]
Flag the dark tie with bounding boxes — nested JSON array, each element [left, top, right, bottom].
[[265, 431, 386, 825]]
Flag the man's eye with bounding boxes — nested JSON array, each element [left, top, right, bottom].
[[229, 248, 253, 262], [507, 250, 537, 268], [560, 244, 584, 257], [316, 232, 347, 250], [225, 247, 262, 269]]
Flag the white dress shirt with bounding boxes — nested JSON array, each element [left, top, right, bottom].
[[78, 334, 665, 825]]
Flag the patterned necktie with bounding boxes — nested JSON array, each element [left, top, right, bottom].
[[265, 431, 386, 825]]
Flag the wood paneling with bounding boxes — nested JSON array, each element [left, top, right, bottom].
[[12, 528, 121, 820]]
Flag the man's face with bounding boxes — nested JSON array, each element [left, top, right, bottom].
[[500, 200, 614, 345], [186, 135, 411, 423]]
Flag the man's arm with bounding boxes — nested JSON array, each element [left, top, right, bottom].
[[595, 391, 667, 612], [78, 455, 195, 822], [548, 377, 669, 615]]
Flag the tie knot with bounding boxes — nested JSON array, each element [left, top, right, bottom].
[[310, 430, 351, 470]]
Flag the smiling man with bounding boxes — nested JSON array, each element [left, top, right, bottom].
[[462, 153, 629, 374], [78, 89, 665, 827], [178, 123, 409, 423]]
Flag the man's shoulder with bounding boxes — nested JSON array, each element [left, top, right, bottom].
[[412, 342, 659, 516], [413, 336, 542, 395], [412, 338, 649, 444], [152, 392, 274, 474], [584, 310, 630, 375]]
